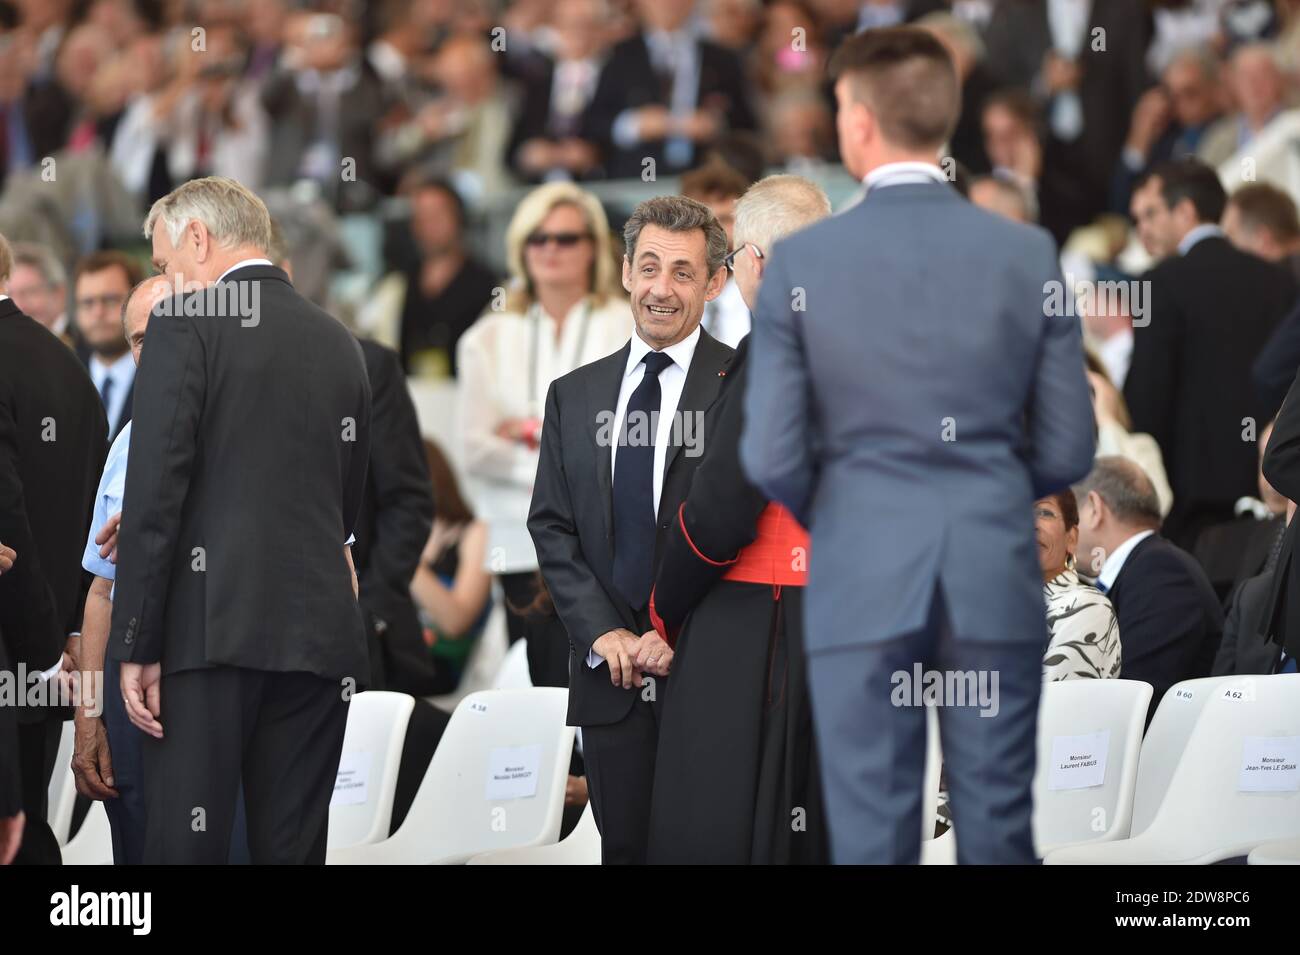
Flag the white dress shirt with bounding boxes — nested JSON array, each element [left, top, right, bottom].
[[864, 161, 948, 192], [701, 277, 750, 348], [1095, 326, 1133, 390], [217, 258, 274, 281], [1177, 223, 1225, 256], [88, 349, 136, 438], [1094, 528, 1155, 593], [589, 325, 702, 668]]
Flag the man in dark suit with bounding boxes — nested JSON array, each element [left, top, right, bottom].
[[529, 195, 734, 863], [1125, 159, 1297, 551], [267, 230, 436, 694], [583, 0, 756, 179], [1075, 457, 1224, 722], [0, 231, 109, 864], [108, 177, 372, 864], [1259, 367, 1300, 672], [353, 338, 435, 692], [73, 251, 144, 444], [983, 0, 1151, 237], [741, 28, 1096, 865]]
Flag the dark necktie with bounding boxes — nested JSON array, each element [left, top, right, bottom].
[[99, 374, 113, 412], [612, 350, 674, 609]]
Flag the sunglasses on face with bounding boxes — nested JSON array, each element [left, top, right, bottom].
[[525, 231, 591, 248], [724, 243, 764, 272]]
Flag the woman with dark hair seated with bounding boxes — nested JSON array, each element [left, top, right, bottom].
[[1037, 490, 1121, 680]]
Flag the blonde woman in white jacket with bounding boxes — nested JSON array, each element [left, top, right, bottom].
[[456, 182, 632, 640]]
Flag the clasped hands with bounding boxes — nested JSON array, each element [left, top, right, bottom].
[[591, 628, 674, 689]]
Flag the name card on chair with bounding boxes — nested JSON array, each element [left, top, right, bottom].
[[331, 751, 371, 807], [1048, 731, 1109, 790], [486, 744, 543, 801], [1239, 736, 1300, 792]]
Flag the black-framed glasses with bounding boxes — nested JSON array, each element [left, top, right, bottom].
[[724, 243, 764, 272], [525, 231, 591, 248]]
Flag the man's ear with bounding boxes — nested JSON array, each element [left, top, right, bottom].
[[622, 255, 632, 293], [188, 220, 209, 264], [1085, 491, 1104, 528], [704, 265, 727, 302]]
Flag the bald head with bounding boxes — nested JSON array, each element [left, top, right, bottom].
[[732, 174, 832, 309], [121, 276, 172, 366]]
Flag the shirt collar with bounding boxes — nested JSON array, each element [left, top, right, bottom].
[[1096, 529, 1155, 592], [216, 258, 274, 283], [1177, 223, 1224, 256], [863, 161, 948, 192], [91, 349, 135, 382], [624, 324, 701, 379]]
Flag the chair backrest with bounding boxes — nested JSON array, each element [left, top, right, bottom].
[[1140, 673, 1300, 862], [1131, 675, 1238, 835], [921, 705, 941, 842], [59, 800, 113, 865], [492, 638, 533, 690], [1031, 679, 1152, 854], [327, 691, 417, 849], [466, 801, 601, 865], [332, 687, 574, 864], [47, 719, 76, 846]]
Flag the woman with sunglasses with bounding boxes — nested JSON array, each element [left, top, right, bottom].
[[456, 182, 632, 645]]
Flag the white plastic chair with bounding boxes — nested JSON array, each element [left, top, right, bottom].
[[1032, 679, 1152, 855], [47, 720, 76, 846], [1248, 836, 1300, 864], [328, 688, 574, 865], [1131, 675, 1238, 836], [327, 691, 417, 849], [466, 802, 600, 865], [60, 801, 113, 864], [492, 638, 533, 690], [1046, 673, 1300, 864]]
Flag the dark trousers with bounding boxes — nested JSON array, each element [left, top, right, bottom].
[[807, 586, 1043, 864], [581, 687, 664, 865], [102, 654, 147, 865], [14, 717, 61, 864], [141, 666, 349, 864]]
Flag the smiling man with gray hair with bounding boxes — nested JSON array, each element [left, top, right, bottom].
[[107, 176, 373, 863]]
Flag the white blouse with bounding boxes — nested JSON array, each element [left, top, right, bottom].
[[455, 295, 633, 534]]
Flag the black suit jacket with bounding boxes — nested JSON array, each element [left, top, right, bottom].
[[583, 34, 756, 179], [1261, 374, 1300, 657], [1107, 534, 1223, 720], [984, 0, 1150, 231], [528, 329, 734, 726], [108, 266, 373, 683], [0, 299, 107, 708], [1125, 237, 1296, 546], [1252, 289, 1300, 421], [652, 335, 766, 627], [353, 338, 435, 693], [1214, 571, 1285, 676]]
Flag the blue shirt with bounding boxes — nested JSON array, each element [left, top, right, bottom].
[[82, 420, 131, 596]]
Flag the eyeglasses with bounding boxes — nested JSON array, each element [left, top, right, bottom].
[[723, 243, 764, 272], [525, 231, 591, 248], [76, 293, 126, 311]]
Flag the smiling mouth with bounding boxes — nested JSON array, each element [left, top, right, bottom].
[[645, 303, 677, 316]]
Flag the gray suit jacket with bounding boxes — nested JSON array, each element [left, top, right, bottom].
[[741, 181, 1095, 654]]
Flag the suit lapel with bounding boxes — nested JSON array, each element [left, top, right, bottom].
[[588, 341, 631, 543], [661, 328, 733, 492]]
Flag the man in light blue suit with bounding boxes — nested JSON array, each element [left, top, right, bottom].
[[741, 27, 1096, 864]]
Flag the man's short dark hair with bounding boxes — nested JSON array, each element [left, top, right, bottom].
[[829, 26, 959, 151], [1228, 182, 1300, 242], [623, 195, 728, 276], [1143, 158, 1227, 224], [1073, 456, 1162, 531], [73, 250, 144, 289]]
